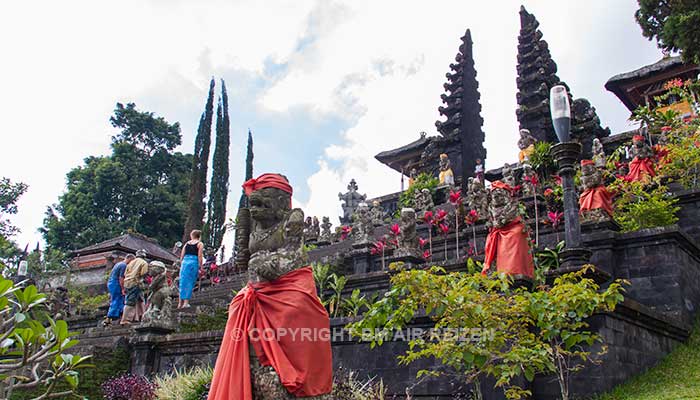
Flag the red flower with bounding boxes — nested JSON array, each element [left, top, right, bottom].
[[439, 223, 450, 235], [464, 209, 479, 225], [524, 174, 539, 187], [419, 237, 428, 248], [423, 211, 434, 223], [434, 209, 448, 223], [660, 126, 672, 133], [544, 188, 554, 197], [552, 175, 562, 186], [212, 276, 221, 284], [664, 78, 684, 90], [546, 211, 564, 228], [341, 225, 352, 240], [370, 240, 386, 255], [449, 190, 462, 206], [210, 263, 218, 272], [423, 250, 432, 260], [390, 223, 401, 236]]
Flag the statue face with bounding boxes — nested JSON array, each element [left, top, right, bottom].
[[491, 188, 510, 207], [582, 164, 595, 175], [249, 187, 291, 224]]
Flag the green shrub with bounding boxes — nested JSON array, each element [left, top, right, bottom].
[[399, 172, 439, 209], [154, 367, 212, 400], [609, 179, 679, 232]]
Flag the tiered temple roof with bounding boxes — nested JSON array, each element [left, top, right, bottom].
[[375, 29, 485, 186]]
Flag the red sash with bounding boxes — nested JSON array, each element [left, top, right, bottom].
[[482, 217, 534, 278], [207, 267, 333, 400], [579, 185, 613, 216], [626, 156, 655, 182]]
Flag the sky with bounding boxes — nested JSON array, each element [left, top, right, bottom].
[[0, 0, 662, 250]]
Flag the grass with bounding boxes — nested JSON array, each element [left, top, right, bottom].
[[154, 367, 212, 400], [596, 319, 700, 400]]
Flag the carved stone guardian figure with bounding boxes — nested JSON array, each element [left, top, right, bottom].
[[466, 177, 489, 219], [517, 129, 537, 163], [414, 188, 434, 220], [592, 138, 606, 168], [141, 261, 174, 330], [502, 163, 517, 189], [395, 208, 421, 259], [482, 181, 534, 279], [318, 216, 332, 245], [209, 173, 333, 400], [626, 134, 656, 182], [520, 163, 538, 198], [579, 159, 613, 222], [352, 202, 374, 246], [338, 179, 367, 224], [370, 200, 385, 226]]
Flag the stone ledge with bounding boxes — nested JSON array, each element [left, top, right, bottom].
[[615, 224, 700, 262]]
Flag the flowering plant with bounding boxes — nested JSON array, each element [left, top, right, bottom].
[[102, 374, 157, 400], [340, 225, 352, 241]]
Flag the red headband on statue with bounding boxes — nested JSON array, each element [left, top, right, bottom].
[[633, 135, 645, 142], [581, 159, 595, 167], [491, 180, 513, 192], [242, 173, 293, 197]]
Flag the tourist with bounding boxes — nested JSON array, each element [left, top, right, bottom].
[[179, 229, 203, 309], [105, 253, 133, 324], [120, 249, 149, 325]]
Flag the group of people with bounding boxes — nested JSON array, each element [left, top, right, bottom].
[[105, 229, 205, 325]]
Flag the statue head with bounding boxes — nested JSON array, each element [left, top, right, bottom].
[[322, 216, 330, 225], [400, 208, 416, 224], [632, 134, 645, 147], [348, 179, 359, 192], [518, 129, 535, 148], [147, 260, 166, 278], [490, 181, 513, 207], [522, 163, 533, 175], [593, 138, 602, 147], [440, 153, 448, 160], [313, 216, 319, 225], [243, 173, 293, 228], [372, 200, 380, 207], [581, 159, 596, 175], [421, 188, 431, 196]]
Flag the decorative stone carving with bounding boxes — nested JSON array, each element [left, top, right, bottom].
[[592, 138, 606, 168], [312, 217, 320, 240], [338, 179, 366, 224], [502, 163, 517, 189], [303, 216, 314, 242], [520, 163, 538, 197], [393, 208, 422, 262], [370, 200, 385, 226], [141, 261, 174, 330], [352, 203, 374, 246], [518, 129, 537, 163], [319, 216, 332, 244], [466, 177, 489, 219], [488, 183, 519, 229], [439, 153, 455, 186], [629, 135, 654, 160], [414, 188, 434, 219], [579, 160, 613, 222]]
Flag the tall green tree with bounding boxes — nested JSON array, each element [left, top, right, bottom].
[[238, 130, 254, 209], [636, 0, 700, 63], [42, 104, 192, 252], [183, 78, 215, 242], [204, 80, 231, 250]]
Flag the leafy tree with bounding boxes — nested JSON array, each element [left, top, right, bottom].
[[635, 0, 700, 63], [183, 78, 216, 242], [0, 178, 28, 239], [42, 105, 192, 252], [349, 266, 626, 400], [0, 279, 92, 399], [204, 80, 230, 250], [110, 103, 181, 156]]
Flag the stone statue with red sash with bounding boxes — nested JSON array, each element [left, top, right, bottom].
[[208, 173, 333, 400], [626, 134, 656, 182], [579, 159, 613, 222], [481, 181, 534, 279]]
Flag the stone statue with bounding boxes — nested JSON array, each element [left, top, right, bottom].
[[439, 153, 455, 186], [474, 158, 484, 182], [592, 138, 606, 168], [414, 188, 434, 219], [352, 202, 374, 245], [629, 134, 654, 160], [395, 208, 420, 258], [626, 134, 656, 182], [580, 160, 604, 192], [466, 177, 489, 219], [141, 260, 174, 328], [319, 216, 332, 243], [303, 216, 314, 242], [370, 200, 385, 226], [520, 163, 538, 197], [338, 179, 367, 224], [487, 182, 519, 229], [408, 168, 418, 187], [579, 159, 613, 221], [518, 129, 537, 163], [310, 217, 320, 242], [502, 163, 517, 189]]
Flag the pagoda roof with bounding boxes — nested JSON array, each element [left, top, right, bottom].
[[71, 232, 178, 263], [375, 136, 430, 174], [605, 56, 699, 111]]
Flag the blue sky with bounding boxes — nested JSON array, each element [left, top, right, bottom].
[[0, 0, 663, 249]]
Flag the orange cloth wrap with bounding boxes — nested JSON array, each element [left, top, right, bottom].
[[579, 185, 613, 216], [243, 173, 293, 196], [481, 217, 534, 278], [207, 267, 333, 400], [626, 156, 655, 182]]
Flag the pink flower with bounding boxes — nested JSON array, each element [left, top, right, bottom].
[[660, 126, 672, 133], [553, 175, 562, 186], [439, 223, 450, 235], [419, 237, 428, 248], [664, 78, 684, 90], [546, 211, 564, 229], [212, 276, 221, 284], [464, 209, 479, 225], [524, 174, 539, 186], [370, 240, 386, 255], [433, 209, 448, 225], [544, 188, 554, 197], [390, 223, 401, 236], [449, 190, 462, 206], [341, 225, 352, 240], [423, 250, 432, 260], [210, 263, 218, 272], [423, 211, 434, 223]]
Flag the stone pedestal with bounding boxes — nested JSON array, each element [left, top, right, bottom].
[[348, 243, 374, 274], [386, 249, 425, 271]]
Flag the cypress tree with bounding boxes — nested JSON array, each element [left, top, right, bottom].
[[183, 78, 215, 242], [238, 130, 254, 209], [204, 80, 231, 250]]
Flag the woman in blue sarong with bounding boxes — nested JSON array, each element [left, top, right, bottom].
[[179, 229, 203, 308], [106, 254, 134, 320]]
